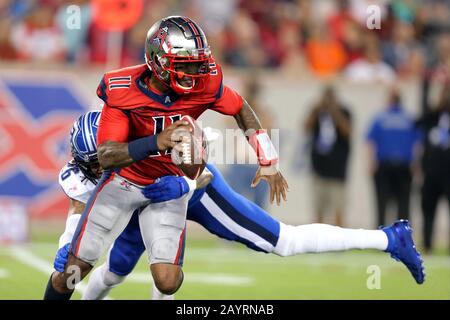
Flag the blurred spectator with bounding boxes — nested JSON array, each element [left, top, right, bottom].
[[305, 23, 347, 77], [328, 7, 365, 64], [429, 34, 450, 83], [278, 20, 308, 77], [0, 0, 446, 82], [185, 0, 237, 36], [124, 11, 154, 65], [85, 22, 109, 65], [10, 3, 66, 62], [56, 0, 91, 63], [344, 33, 396, 83], [6, 0, 36, 22], [377, 2, 396, 41], [304, 85, 352, 225], [416, 83, 450, 253], [223, 9, 269, 68], [366, 88, 421, 227], [415, 0, 450, 46], [349, 0, 389, 25], [415, 1, 450, 85], [381, 21, 425, 78], [327, 0, 357, 43], [0, 0, 16, 59]]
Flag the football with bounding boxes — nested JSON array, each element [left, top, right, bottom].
[[171, 115, 208, 180]]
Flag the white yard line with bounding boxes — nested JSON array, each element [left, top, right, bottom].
[[7, 246, 112, 299], [8, 246, 254, 298], [127, 272, 254, 286]]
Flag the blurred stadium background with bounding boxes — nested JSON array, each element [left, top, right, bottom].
[[0, 0, 449, 299]]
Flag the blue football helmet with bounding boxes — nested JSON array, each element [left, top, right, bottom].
[[70, 111, 101, 183]]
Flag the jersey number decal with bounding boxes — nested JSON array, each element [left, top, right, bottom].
[[149, 114, 181, 157], [209, 63, 218, 75], [60, 166, 79, 181]]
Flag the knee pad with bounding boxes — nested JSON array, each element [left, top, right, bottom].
[[150, 238, 179, 264], [74, 229, 105, 265]]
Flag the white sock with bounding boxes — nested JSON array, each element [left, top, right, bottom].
[[152, 283, 175, 300], [82, 263, 125, 300], [273, 223, 388, 257], [58, 214, 81, 248]]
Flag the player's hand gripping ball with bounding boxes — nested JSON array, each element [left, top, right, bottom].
[[171, 115, 208, 180]]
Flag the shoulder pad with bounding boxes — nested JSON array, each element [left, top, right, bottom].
[[97, 64, 148, 108], [58, 162, 96, 204], [206, 59, 224, 99], [189, 58, 223, 103]]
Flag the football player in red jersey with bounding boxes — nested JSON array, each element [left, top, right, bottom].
[[44, 16, 288, 300]]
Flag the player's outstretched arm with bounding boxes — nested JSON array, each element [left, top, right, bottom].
[[98, 120, 192, 169], [233, 100, 289, 205], [53, 198, 85, 272], [59, 198, 85, 246]]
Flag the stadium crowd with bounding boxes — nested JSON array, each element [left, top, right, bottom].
[[0, 0, 449, 83]]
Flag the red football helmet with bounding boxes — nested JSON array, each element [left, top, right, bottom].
[[144, 16, 211, 95]]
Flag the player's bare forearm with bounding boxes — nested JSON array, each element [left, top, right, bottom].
[[98, 121, 191, 169], [98, 141, 135, 169], [233, 100, 262, 133]]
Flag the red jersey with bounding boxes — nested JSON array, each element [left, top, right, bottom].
[[96, 59, 243, 185]]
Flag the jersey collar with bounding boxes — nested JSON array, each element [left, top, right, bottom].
[[136, 70, 179, 107]]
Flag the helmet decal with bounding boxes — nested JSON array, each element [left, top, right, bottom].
[[152, 26, 169, 50]]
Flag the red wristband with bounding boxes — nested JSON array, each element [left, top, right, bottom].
[[248, 129, 279, 166]]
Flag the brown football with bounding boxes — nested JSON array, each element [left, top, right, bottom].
[[171, 115, 208, 180]]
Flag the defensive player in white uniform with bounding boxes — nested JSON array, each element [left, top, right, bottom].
[[53, 111, 425, 300]]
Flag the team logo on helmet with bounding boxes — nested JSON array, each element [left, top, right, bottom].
[[152, 26, 169, 49]]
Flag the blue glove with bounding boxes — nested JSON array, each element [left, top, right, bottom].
[[54, 243, 70, 272], [142, 176, 191, 203]]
